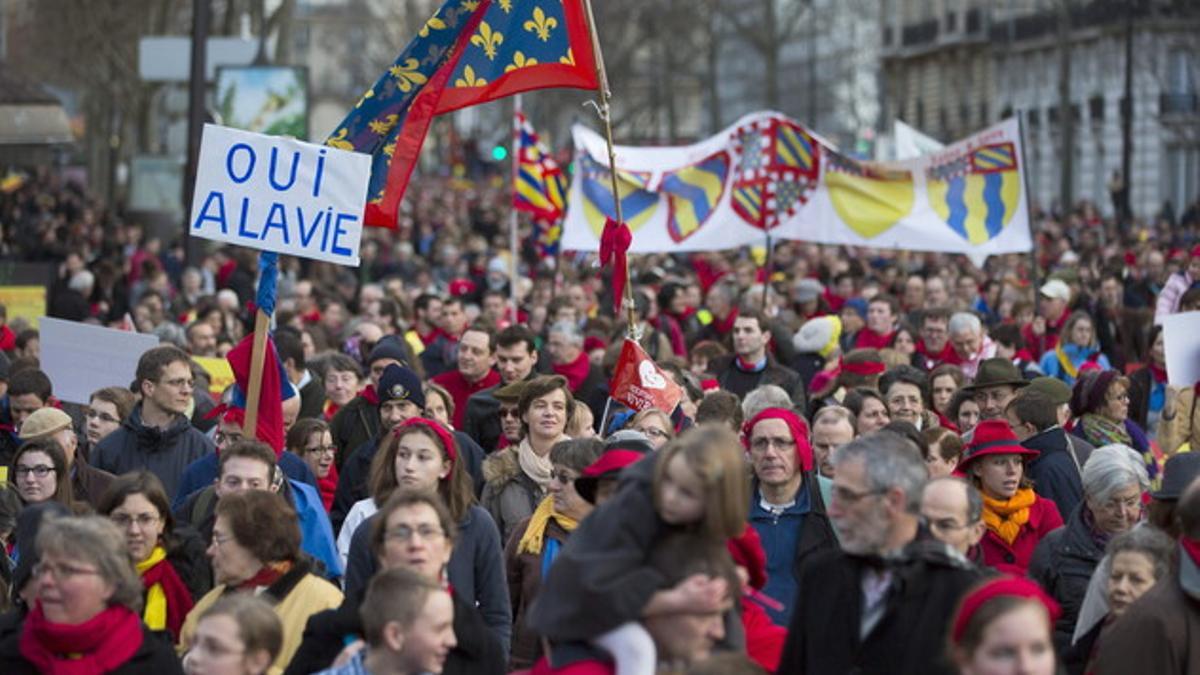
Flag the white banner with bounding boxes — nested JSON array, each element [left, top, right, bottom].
[[893, 119, 946, 159], [1162, 310, 1200, 387], [41, 318, 160, 405], [562, 112, 1032, 263], [189, 123, 370, 266]]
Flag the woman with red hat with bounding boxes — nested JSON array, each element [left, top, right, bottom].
[[958, 419, 1064, 575], [949, 576, 1061, 675]]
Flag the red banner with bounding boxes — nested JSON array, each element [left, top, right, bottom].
[[609, 338, 684, 413]]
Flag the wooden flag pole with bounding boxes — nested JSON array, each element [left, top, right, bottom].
[[510, 95, 523, 320], [582, 0, 637, 332], [243, 309, 270, 434]]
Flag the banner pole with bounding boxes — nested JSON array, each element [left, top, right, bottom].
[[510, 95, 523, 322], [243, 309, 270, 434], [582, 0, 635, 330], [761, 232, 773, 311]]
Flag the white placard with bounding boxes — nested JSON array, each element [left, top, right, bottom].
[[40, 318, 160, 405], [1162, 310, 1200, 387], [189, 123, 370, 266]]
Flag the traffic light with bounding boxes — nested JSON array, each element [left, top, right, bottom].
[[491, 145, 508, 161]]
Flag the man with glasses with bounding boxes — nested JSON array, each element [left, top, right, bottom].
[[174, 439, 341, 579], [915, 308, 959, 370], [919, 476, 986, 560], [745, 407, 837, 626], [93, 345, 214, 500], [493, 380, 527, 450], [778, 431, 981, 675], [961, 357, 1029, 424]]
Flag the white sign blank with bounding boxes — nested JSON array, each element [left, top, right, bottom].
[[40, 318, 160, 405], [1162, 310, 1200, 387]]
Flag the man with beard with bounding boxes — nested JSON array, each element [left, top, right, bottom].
[[778, 431, 980, 675]]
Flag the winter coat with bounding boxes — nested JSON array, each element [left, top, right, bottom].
[[778, 532, 982, 675], [1094, 543, 1200, 675], [1038, 343, 1113, 387], [328, 396, 379, 472], [0, 619, 184, 675], [330, 429, 485, 533], [1158, 385, 1200, 455], [710, 353, 807, 410], [481, 444, 545, 543], [1127, 366, 1163, 433], [747, 472, 838, 627], [179, 559, 343, 675], [297, 372, 327, 421], [284, 586, 505, 675], [505, 513, 583, 671], [91, 403, 215, 501], [1028, 504, 1107, 653], [1022, 427, 1085, 519], [166, 524, 214, 600], [70, 454, 116, 509], [979, 494, 1063, 576], [342, 505, 512, 655]]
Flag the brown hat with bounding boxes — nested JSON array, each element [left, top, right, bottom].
[[1026, 376, 1072, 405], [493, 380, 527, 404], [18, 408, 72, 440], [962, 358, 1029, 392]]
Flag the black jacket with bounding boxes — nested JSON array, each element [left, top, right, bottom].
[[777, 533, 981, 675], [91, 403, 215, 501], [285, 586, 505, 675], [0, 615, 184, 675], [710, 353, 807, 410], [298, 373, 327, 421], [1022, 427, 1084, 519], [329, 396, 380, 472], [167, 524, 214, 600], [1028, 504, 1106, 654]]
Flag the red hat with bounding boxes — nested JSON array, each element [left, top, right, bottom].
[[727, 525, 768, 590], [954, 419, 1039, 474], [393, 417, 457, 469], [951, 576, 1061, 645], [448, 278, 477, 297], [742, 408, 814, 473], [583, 335, 608, 354], [575, 449, 645, 504]]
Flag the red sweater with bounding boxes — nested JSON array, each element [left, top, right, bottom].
[[432, 368, 501, 428]]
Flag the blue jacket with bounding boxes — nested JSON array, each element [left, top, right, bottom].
[[1038, 343, 1112, 386], [1022, 426, 1084, 519], [173, 450, 317, 510], [344, 504, 511, 655]]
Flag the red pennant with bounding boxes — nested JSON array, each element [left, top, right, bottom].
[[609, 338, 684, 414], [599, 217, 632, 313]]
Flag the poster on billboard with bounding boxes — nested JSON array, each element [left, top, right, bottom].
[[215, 66, 309, 140]]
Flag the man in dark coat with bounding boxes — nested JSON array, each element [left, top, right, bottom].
[[276, 327, 326, 421], [779, 431, 981, 675], [463, 325, 540, 453], [328, 336, 411, 468], [1006, 389, 1084, 518], [710, 310, 806, 410]]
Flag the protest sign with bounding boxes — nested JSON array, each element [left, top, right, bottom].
[[0, 286, 46, 328], [40, 318, 159, 405], [1162, 310, 1200, 387], [189, 123, 370, 266], [609, 339, 684, 414]]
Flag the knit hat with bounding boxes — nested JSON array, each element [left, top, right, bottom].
[[1069, 370, 1122, 418], [794, 278, 824, 304], [574, 430, 653, 504], [843, 297, 868, 319], [17, 408, 72, 440], [742, 407, 814, 473], [962, 358, 1029, 392], [1026, 376, 1072, 405], [377, 363, 425, 410], [793, 316, 842, 358], [727, 525, 768, 590], [951, 576, 1061, 646], [367, 335, 410, 368], [954, 419, 1039, 474]]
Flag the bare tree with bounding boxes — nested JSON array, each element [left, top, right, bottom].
[[715, 0, 811, 109]]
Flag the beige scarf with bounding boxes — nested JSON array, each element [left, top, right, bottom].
[[518, 436, 565, 489]]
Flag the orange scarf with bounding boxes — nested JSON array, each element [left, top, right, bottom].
[[982, 488, 1036, 546]]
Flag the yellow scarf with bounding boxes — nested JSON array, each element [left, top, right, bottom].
[[1055, 343, 1080, 379], [982, 488, 1036, 546], [135, 546, 168, 632], [516, 496, 578, 556]]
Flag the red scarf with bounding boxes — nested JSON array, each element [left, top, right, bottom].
[[1183, 537, 1200, 568], [553, 351, 592, 392], [854, 328, 894, 350], [19, 603, 144, 675], [1149, 363, 1168, 384], [140, 555, 195, 640], [317, 463, 339, 511], [357, 385, 380, 407], [235, 560, 292, 592], [712, 306, 739, 337], [323, 399, 341, 421]]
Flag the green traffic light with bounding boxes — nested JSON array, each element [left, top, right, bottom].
[[492, 145, 508, 161]]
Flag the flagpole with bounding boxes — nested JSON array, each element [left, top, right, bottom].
[[243, 309, 269, 434], [761, 232, 773, 311], [582, 0, 636, 330], [510, 95, 522, 321]]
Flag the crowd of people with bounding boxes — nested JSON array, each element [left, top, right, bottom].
[[0, 166, 1199, 674]]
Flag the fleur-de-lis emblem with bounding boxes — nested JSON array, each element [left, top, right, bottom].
[[461, 0, 480, 10], [368, 114, 399, 135], [505, 51, 538, 73], [388, 58, 429, 93], [470, 21, 503, 60], [326, 128, 354, 150], [559, 48, 576, 66], [499, 0, 512, 12], [353, 88, 375, 108], [523, 7, 557, 42], [383, 142, 396, 157], [455, 65, 487, 87], [418, 16, 446, 37]]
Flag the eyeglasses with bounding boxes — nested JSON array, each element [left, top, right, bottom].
[[159, 377, 195, 390], [111, 513, 161, 529], [636, 426, 671, 440], [211, 533, 236, 547], [499, 407, 520, 419], [214, 432, 245, 446], [15, 465, 55, 479], [1106, 392, 1131, 403], [305, 445, 338, 457], [33, 560, 102, 581], [750, 436, 796, 453], [831, 485, 887, 504], [85, 410, 121, 424], [384, 525, 445, 542], [1100, 495, 1142, 514]]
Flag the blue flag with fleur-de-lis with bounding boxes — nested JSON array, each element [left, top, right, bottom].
[[326, 0, 598, 228]]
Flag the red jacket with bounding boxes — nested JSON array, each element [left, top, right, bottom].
[[743, 597, 786, 672], [431, 368, 501, 429], [979, 495, 1063, 576]]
